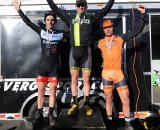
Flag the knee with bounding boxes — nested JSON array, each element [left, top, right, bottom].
[[83, 76, 90, 84], [49, 89, 56, 97], [83, 79, 90, 85], [71, 74, 78, 84], [50, 93, 56, 98], [38, 88, 45, 97], [105, 96, 113, 103], [121, 96, 130, 105], [71, 78, 78, 85], [71, 73, 78, 80]]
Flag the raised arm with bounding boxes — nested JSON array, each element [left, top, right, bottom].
[[47, 0, 71, 27], [93, 0, 115, 23], [12, 0, 41, 34], [121, 5, 146, 42]]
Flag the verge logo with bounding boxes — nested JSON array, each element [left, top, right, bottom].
[[4, 82, 38, 92]]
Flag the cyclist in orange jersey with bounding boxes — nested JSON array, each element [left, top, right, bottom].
[[98, 5, 146, 130]]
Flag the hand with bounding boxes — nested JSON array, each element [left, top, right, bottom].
[[12, 0, 21, 11], [137, 5, 145, 13], [38, 20, 46, 30]]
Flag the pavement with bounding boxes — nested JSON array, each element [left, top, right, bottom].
[[0, 118, 147, 130], [0, 120, 22, 130], [0, 108, 149, 130]]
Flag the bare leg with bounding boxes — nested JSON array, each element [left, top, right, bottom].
[[103, 86, 113, 117], [49, 83, 57, 108], [67, 70, 79, 116], [48, 82, 57, 126], [37, 82, 47, 109], [70, 70, 79, 97], [117, 86, 130, 117], [82, 70, 91, 96]]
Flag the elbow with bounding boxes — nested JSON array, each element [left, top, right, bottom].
[[137, 26, 145, 36]]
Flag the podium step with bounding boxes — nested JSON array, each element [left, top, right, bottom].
[[15, 107, 106, 130], [15, 118, 34, 130], [15, 117, 54, 130], [57, 107, 106, 129]]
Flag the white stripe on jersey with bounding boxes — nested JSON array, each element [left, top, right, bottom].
[[41, 30, 63, 41]]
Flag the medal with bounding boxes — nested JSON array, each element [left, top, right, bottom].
[[108, 49, 111, 54], [46, 44, 51, 48], [46, 29, 54, 48], [105, 35, 113, 54]]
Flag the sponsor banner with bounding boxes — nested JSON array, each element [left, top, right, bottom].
[[1, 78, 103, 92], [119, 112, 158, 119], [3, 81, 38, 92]]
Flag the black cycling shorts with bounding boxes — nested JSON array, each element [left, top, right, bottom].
[[37, 56, 59, 78], [69, 46, 92, 71]]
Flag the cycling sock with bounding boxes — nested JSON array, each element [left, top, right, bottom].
[[38, 108, 43, 115], [84, 96, 89, 105], [107, 115, 112, 120], [49, 107, 54, 115], [125, 117, 131, 126], [72, 96, 78, 105]]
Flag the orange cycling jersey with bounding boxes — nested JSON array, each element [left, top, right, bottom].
[[98, 35, 124, 70], [98, 13, 146, 71]]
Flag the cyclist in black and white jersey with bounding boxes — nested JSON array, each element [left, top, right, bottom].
[[12, 0, 68, 127]]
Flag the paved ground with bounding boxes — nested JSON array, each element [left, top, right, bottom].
[[0, 120, 22, 130], [0, 108, 151, 130], [0, 118, 147, 130]]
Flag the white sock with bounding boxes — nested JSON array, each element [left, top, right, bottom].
[[107, 115, 112, 120]]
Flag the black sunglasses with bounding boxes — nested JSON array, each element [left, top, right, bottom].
[[77, 3, 85, 7]]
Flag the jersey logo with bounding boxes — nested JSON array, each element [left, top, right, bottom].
[[41, 30, 63, 41], [72, 19, 90, 24], [51, 46, 58, 53], [101, 41, 119, 48]]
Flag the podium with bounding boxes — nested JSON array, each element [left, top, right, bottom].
[[15, 107, 106, 130], [57, 107, 106, 129]]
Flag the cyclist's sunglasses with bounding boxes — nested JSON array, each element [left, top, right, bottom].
[[77, 3, 85, 7]]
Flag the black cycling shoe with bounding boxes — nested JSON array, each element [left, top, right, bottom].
[[48, 114, 56, 126], [32, 113, 43, 127]]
